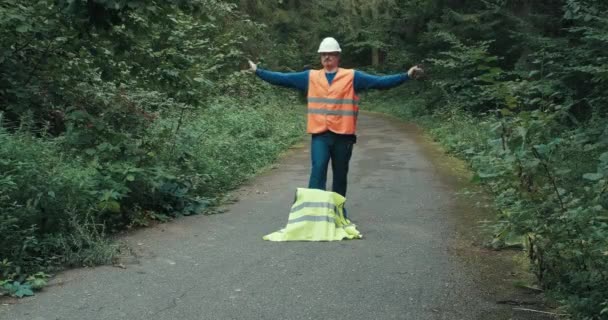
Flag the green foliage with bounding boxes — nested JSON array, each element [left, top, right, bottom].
[[2, 0, 607, 317], [1, 257, 50, 297], [0, 271, 50, 298], [360, 0, 608, 318], [0, 85, 304, 290], [1, 281, 34, 298], [0, 0, 305, 297]]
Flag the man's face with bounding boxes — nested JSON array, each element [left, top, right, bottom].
[[320, 52, 340, 70]]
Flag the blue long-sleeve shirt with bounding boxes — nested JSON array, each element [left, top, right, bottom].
[[255, 68, 409, 93]]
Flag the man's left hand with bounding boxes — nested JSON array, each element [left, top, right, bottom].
[[248, 60, 257, 72], [408, 65, 424, 79]]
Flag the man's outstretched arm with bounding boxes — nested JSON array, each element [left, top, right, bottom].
[[354, 65, 423, 92], [249, 60, 308, 91], [354, 71, 409, 92]]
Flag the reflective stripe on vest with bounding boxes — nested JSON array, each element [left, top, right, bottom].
[[262, 188, 363, 241], [287, 201, 338, 225], [307, 108, 359, 116], [288, 201, 337, 225], [307, 69, 359, 134]]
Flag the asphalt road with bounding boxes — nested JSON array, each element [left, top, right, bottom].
[[0, 113, 550, 320]]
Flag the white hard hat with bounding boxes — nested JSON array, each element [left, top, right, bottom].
[[317, 37, 342, 53]]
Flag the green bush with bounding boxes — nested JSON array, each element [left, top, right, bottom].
[[0, 83, 305, 292], [364, 101, 608, 318], [0, 124, 101, 276], [1, 0, 306, 290], [362, 1, 608, 316]]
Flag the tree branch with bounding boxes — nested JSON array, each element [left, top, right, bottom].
[[531, 146, 565, 211], [513, 307, 569, 317]]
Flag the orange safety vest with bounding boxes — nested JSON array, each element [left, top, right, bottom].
[[307, 68, 359, 134]]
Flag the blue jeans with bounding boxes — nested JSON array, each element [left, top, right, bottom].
[[308, 131, 355, 212]]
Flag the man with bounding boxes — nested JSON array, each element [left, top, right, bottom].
[[249, 37, 423, 218]]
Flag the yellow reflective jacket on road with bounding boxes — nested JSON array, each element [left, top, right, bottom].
[[263, 188, 362, 241]]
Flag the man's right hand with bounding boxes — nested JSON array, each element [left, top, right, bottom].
[[248, 60, 257, 72]]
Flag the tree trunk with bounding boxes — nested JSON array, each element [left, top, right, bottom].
[[371, 5, 380, 67], [372, 48, 380, 67], [288, 0, 298, 10], [239, 0, 248, 12]]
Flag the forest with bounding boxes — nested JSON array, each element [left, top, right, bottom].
[[1, 1, 607, 318]]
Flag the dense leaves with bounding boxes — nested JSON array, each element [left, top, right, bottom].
[[0, 0, 304, 297], [2, 0, 607, 318], [237, 0, 606, 318], [351, 0, 608, 318]]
